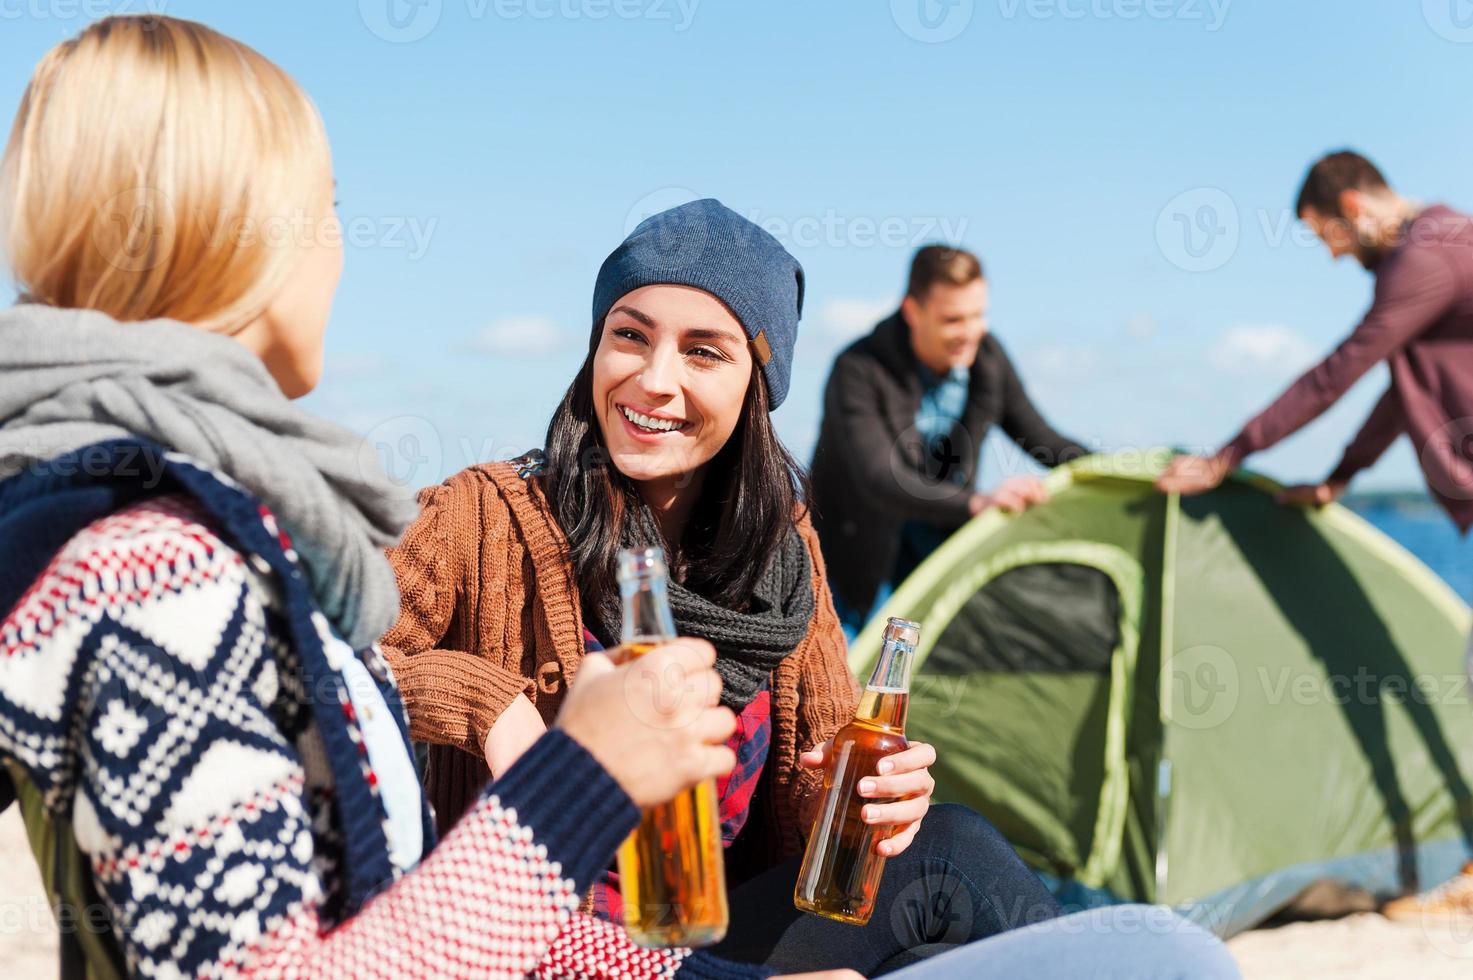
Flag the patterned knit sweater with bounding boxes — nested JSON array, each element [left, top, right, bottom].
[[0, 460, 769, 977]]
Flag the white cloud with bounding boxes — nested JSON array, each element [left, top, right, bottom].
[[464, 316, 567, 357], [1021, 344, 1099, 381], [815, 297, 892, 340], [1124, 313, 1155, 340], [1207, 324, 1318, 377]]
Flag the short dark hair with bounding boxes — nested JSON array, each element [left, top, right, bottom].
[[1295, 150, 1391, 219], [906, 245, 983, 300]]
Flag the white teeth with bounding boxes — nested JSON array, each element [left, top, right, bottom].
[[621, 406, 686, 433]]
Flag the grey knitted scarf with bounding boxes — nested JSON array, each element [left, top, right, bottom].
[[0, 304, 418, 649], [591, 505, 815, 711]]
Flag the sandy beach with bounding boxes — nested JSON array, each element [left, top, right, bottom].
[[1, 805, 1467, 979], [1228, 913, 1473, 979], [1, 807, 61, 980]]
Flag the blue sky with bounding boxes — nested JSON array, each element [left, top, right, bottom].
[[3, 0, 1472, 491]]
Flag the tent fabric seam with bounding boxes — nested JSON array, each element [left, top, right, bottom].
[[858, 538, 1145, 890]]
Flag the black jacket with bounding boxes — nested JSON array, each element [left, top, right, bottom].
[[809, 312, 1087, 615]]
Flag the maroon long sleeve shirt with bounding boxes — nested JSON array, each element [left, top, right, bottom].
[[1222, 204, 1473, 531]]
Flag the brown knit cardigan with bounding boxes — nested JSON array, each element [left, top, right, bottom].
[[381, 461, 859, 872]]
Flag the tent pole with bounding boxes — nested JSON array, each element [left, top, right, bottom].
[[1155, 759, 1172, 901], [1155, 489, 1182, 903]]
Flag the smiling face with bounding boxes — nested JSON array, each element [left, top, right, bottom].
[[592, 284, 755, 494], [902, 278, 989, 375]]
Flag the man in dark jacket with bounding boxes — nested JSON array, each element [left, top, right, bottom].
[[810, 245, 1087, 636]]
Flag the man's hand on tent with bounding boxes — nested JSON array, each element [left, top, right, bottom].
[[1155, 450, 1235, 496], [799, 739, 937, 856], [1275, 479, 1347, 508], [972, 475, 1049, 515]]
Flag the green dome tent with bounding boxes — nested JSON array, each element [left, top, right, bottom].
[[848, 450, 1473, 937]]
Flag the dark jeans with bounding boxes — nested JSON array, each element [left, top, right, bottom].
[[710, 804, 1063, 975]]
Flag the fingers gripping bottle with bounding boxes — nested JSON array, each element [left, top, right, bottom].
[[794, 617, 921, 925], [614, 546, 728, 947]]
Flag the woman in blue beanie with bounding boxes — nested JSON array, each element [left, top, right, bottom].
[[384, 199, 1071, 971]]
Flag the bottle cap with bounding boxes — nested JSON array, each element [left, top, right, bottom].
[[617, 546, 668, 582]]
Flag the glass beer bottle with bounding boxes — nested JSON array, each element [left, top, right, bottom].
[[794, 616, 921, 925], [613, 546, 729, 947]]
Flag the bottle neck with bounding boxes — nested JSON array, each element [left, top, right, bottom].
[[854, 686, 908, 732], [620, 572, 678, 644], [856, 619, 919, 732]]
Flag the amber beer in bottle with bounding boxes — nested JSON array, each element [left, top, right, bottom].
[[794, 616, 921, 925], [613, 546, 728, 947]]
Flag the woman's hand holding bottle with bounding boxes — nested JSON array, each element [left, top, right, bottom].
[[555, 640, 737, 808], [799, 739, 937, 857]]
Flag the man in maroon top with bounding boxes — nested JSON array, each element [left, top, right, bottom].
[[1159, 149, 1473, 919], [1159, 151, 1473, 524]]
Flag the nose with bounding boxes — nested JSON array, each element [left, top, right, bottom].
[[637, 340, 681, 399]]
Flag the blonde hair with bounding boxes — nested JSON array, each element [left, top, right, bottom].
[[1, 15, 331, 333]]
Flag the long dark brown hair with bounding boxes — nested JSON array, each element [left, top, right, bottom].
[[543, 337, 809, 627]]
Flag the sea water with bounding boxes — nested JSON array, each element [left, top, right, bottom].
[[1349, 497, 1473, 600]]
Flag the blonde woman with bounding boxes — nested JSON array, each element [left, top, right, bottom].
[[0, 17, 839, 980]]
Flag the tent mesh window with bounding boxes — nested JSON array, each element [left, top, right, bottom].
[[926, 562, 1121, 674]]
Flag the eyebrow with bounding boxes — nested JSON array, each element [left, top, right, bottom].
[[608, 307, 745, 347], [609, 305, 655, 327], [684, 326, 746, 346]]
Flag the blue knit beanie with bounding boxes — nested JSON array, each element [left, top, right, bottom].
[[592, 199, 805, 409]]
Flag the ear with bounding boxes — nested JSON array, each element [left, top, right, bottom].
[[900, 294, 921, 330], [1338, 188, 1363, 221]]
